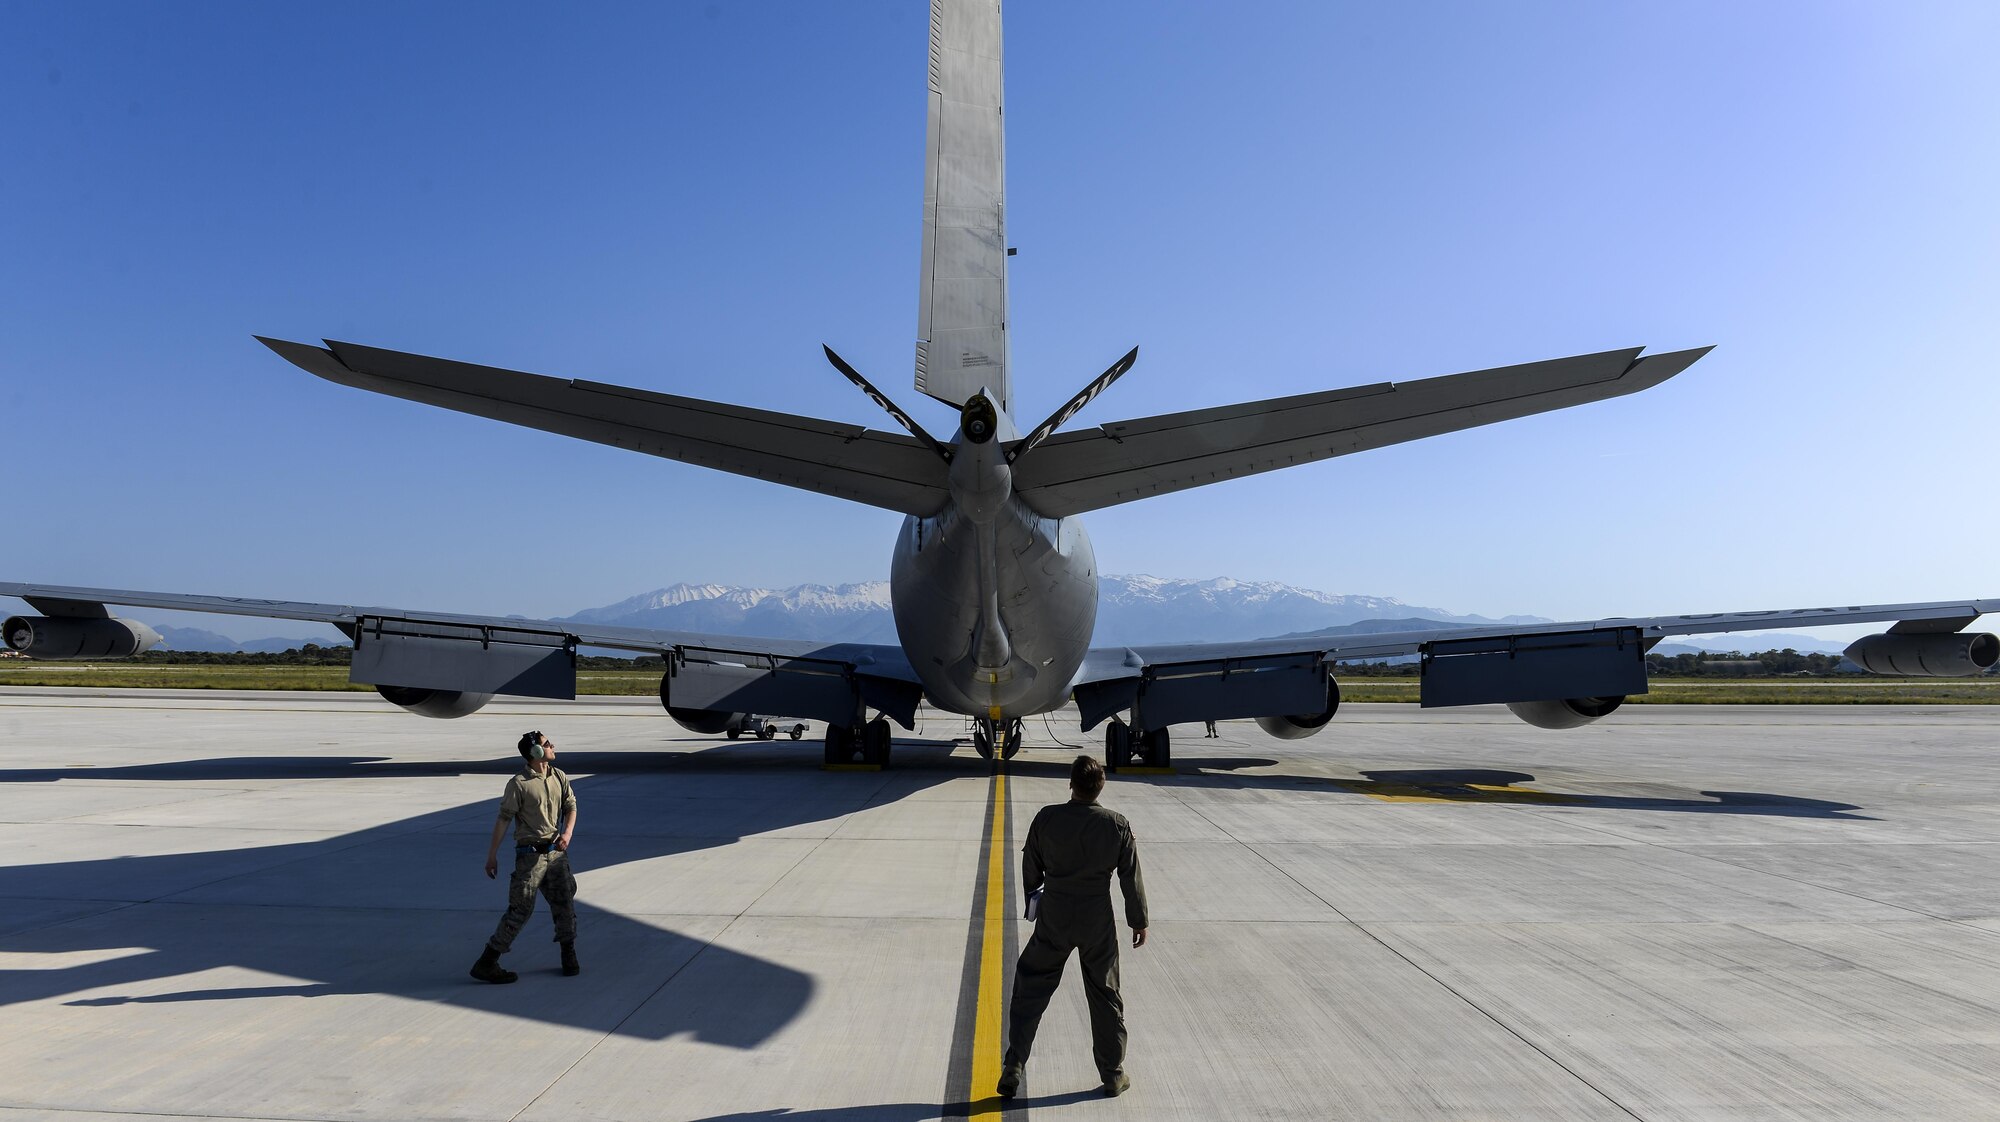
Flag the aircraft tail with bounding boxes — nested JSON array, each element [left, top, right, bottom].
[[914, 0, 1010, 414]]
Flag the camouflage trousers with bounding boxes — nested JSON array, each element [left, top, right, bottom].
[[487, 848, 577, 952]]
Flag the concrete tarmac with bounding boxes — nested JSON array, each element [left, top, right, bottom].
[[2, 688, 1999, 1121]]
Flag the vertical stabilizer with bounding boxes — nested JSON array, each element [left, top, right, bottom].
[[915, 0, 1010, 413]]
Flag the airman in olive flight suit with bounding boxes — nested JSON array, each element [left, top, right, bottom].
[[999, 755, 1149, 1099]]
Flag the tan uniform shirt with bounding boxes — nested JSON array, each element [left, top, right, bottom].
[[498, 766, 575, 844]]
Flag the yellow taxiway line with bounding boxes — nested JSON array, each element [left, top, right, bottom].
[[968, 771, 1009, 1117]]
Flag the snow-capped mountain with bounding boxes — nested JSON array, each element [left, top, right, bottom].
[[566, 581, 899, 643], [1096, 575, 1542, 644], [564, 576, 1544, 646]]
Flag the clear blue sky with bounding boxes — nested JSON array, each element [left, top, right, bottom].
[[6, 1, 1996, 641]]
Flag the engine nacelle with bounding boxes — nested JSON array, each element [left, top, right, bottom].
[[1255, 677, 1342, 741], [1507, 695, 1625, 730], [1844, 632, 2000, 677], [3, 615, 162, 660], [375, 684, 493, 719], [657, 672, 743, 735]]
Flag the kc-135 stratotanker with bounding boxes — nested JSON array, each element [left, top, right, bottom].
[[5, 1, 1994, 769]]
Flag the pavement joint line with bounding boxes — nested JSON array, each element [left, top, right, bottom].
[[1170, 787, 1648, 1121], [1499, 796, 1964, 923], [1739, 922, 2000, 1022], [0, 1103, 341, 1121]]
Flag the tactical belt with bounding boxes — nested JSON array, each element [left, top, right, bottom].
[[515, 839, 559, 855]]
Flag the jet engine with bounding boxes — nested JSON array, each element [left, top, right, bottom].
[[1254, 677, 1342, 740], [1844, 632, 1999, 677], [3, 615, 162, 660], [375, 684, 493, 719], [1506, 695, 1625, 730], [657, 673, 743, 735]]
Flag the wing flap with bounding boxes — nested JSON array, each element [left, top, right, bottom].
[[258, 337, 950, 516], [1015, 346, 1711, 516]]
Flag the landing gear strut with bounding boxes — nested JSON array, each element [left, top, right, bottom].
[[972, 717, 1024, 763], [1105, 719, 1169, 772], [823, 717, 893, 768]]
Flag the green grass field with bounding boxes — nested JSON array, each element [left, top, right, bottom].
[[3, 663, 1997, 703]]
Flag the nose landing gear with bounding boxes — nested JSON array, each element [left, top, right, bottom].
[[972, 716, 1025, 763]]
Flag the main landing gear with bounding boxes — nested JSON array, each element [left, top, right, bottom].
[[824, 716, 893, 768], [1104, 719, 1169, 772], [972, 717, 1024, 763]]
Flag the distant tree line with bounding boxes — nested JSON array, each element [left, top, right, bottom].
[[1338, 649, 1867, 678], [125, 645, 354, 666], [113, 648, 668, 671], [1644, 649, 1852, 676]]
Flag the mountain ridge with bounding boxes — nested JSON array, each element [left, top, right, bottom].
[[560, 575, 1550, 647]]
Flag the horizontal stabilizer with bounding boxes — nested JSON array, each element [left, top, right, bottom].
[[1011, 346, 1711, 516], [257, 337, 951, 516]]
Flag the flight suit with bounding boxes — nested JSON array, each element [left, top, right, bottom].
[[1004, 800, 1149, 1081], [486, 766, 578, 952]]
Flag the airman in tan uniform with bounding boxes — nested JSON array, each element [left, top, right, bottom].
[[470, 730, 580, 983]]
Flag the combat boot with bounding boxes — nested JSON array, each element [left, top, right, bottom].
[[469, 946, 517, 984], [996, 1062, 1023, 1099], [561, 940, 580, 977], [1101, 1071, 1131, 1097]]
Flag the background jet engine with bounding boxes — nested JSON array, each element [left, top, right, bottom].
[[3, 615, 161, 660], [1844, 632, 1999, 677], [374, 684, 493, 719], [1507, 695, 1625, 730], [1254, 677, 1342, 740], [657, 674, 743, 734]]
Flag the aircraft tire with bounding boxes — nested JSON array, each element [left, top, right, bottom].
[[823, 725, 851, 766], [1142, 726, 1171, 768], [1105, 721, 1132, 772], [973, 730, 993, 760], [865, 718, 892, 767], [1001, 718, 1024, 760]]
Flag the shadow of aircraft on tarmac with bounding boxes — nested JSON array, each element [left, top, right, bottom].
[[1347, 767, 1872, 818], [0, 741, 1867, 1047], [0, 744, 961, 1046], [1006, 755, 1870, 819]]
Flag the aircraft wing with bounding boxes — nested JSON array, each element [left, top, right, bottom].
[[0, 581, 925, 727], [258, 338, 951, 517], [1070, 598, 2000, 730], [1011, 346, 1711, 517]]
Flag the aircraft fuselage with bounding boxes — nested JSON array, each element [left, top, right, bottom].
[[887, 394, 1098, 720]]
